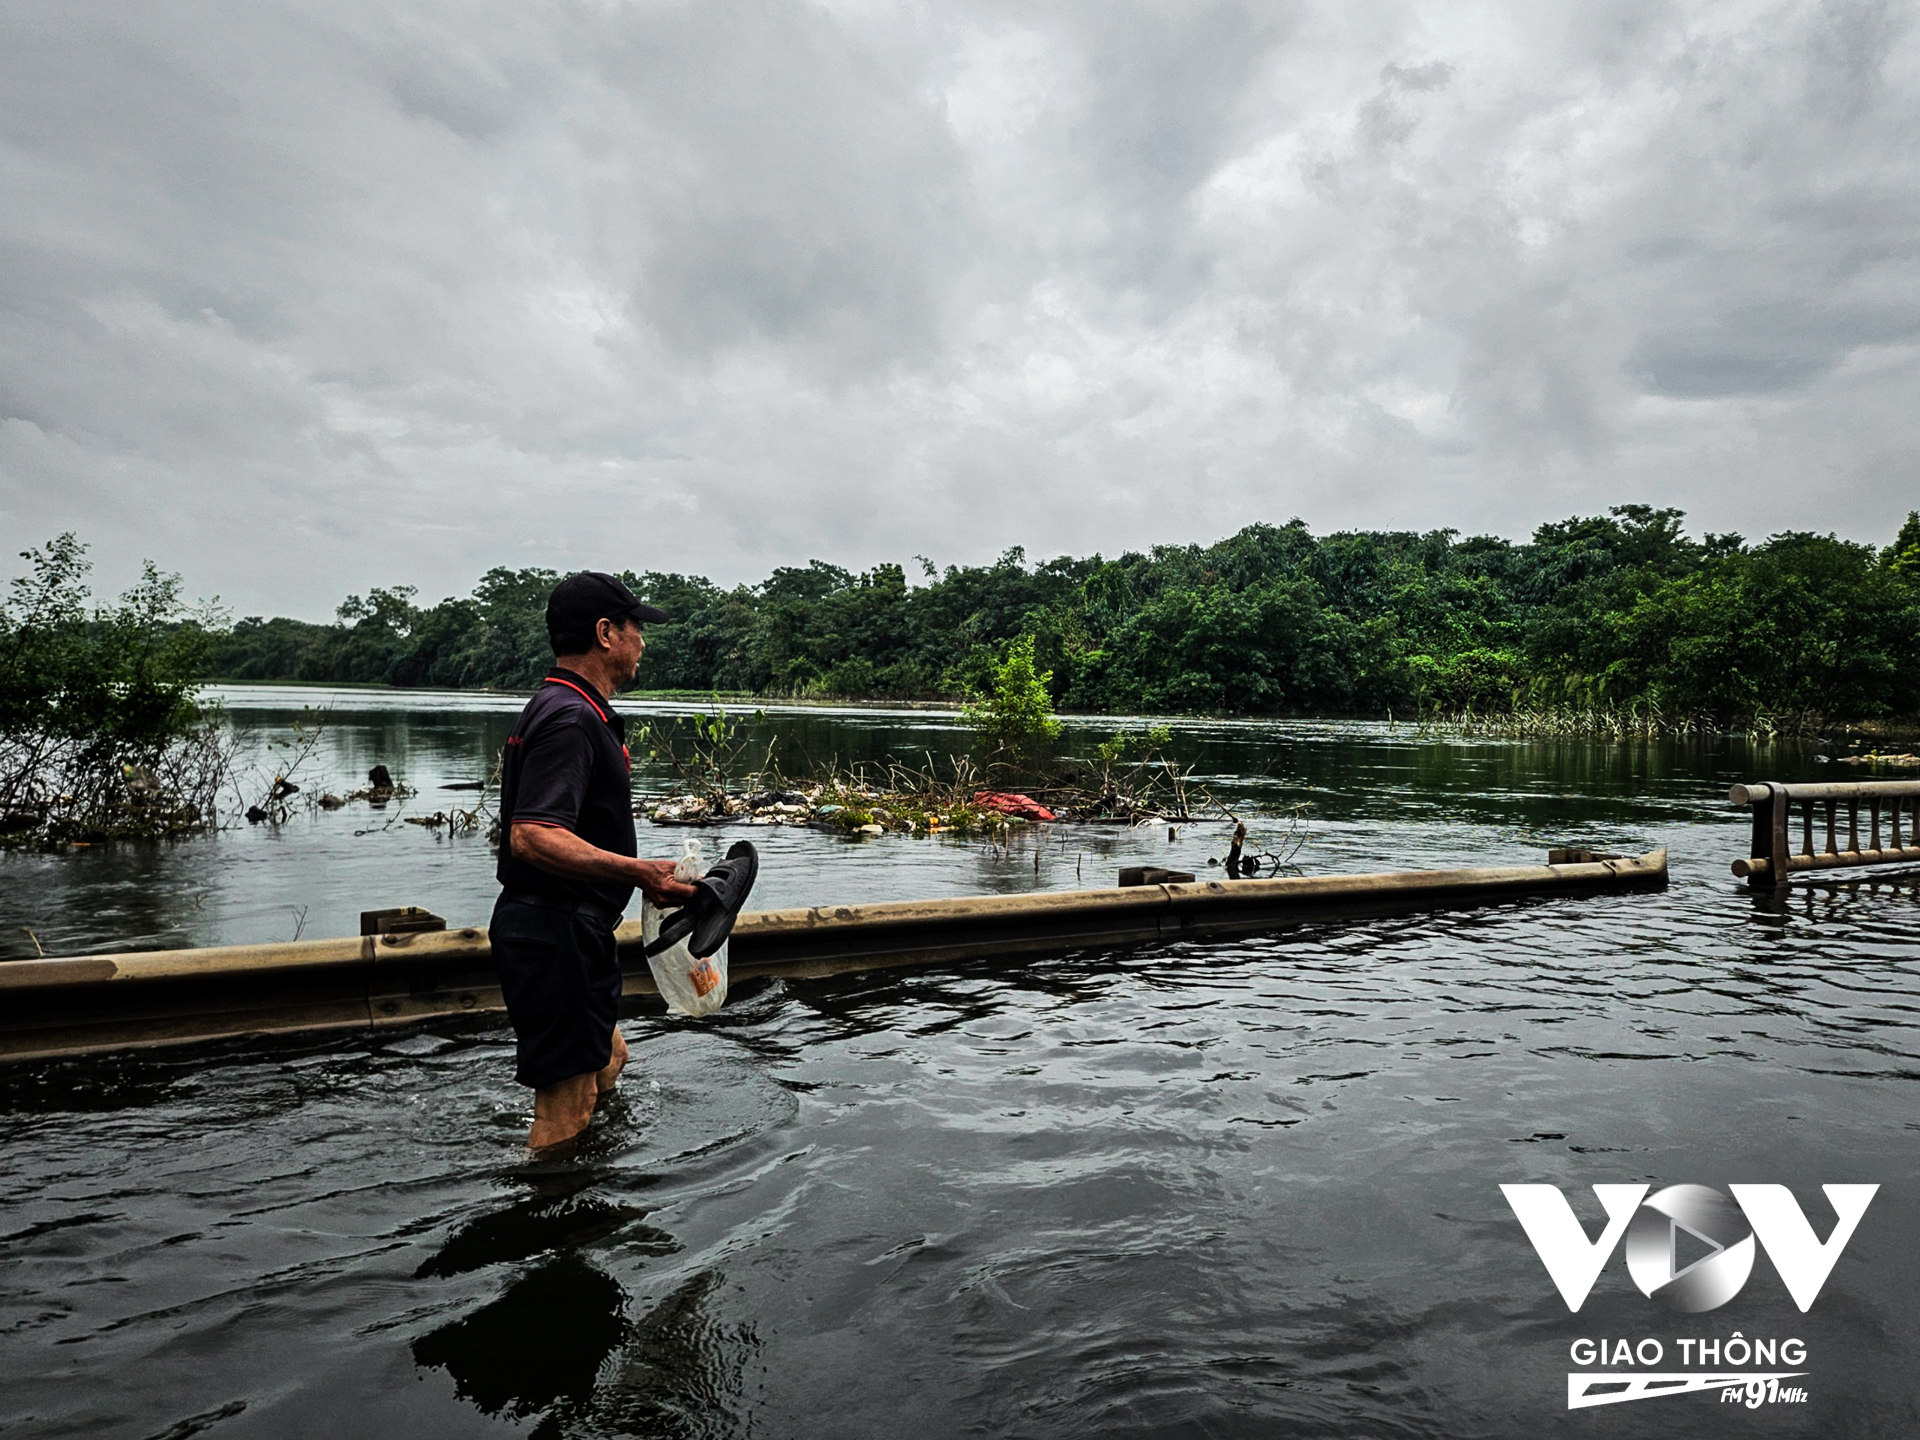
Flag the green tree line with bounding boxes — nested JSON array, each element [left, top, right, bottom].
[[206, 506, 1920, 727]]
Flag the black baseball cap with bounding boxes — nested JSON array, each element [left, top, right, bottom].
[[546, 571, 671, 634]]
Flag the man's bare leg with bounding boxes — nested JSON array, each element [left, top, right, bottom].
[[528, 1031, 627, 1150], [529, 1072, 600, 1152], [597, 1027, 629, 1094]]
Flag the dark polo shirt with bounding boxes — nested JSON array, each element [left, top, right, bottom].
[[495, 667, 636, 913]]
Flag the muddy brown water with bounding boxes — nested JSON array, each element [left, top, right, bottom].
[[1, 688, 1916, 1437]]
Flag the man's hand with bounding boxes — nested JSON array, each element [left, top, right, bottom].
[[630, 857, 699, 907], [511, 824, 701, 905]]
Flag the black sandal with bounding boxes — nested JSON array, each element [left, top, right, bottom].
[[643, 840, 759, 960]]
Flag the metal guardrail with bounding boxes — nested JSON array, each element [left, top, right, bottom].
[[0, 849, 1667, 1063], [1730, 781, 1920, 885]]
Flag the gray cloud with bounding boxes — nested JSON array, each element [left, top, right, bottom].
[[1, 0, 1917, 616]]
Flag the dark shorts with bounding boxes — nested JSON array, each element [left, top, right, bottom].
[[489, 894, 624, 1090]]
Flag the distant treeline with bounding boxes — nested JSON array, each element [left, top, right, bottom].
[[209, 506, 1920, 726]]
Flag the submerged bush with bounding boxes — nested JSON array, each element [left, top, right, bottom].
[[961, 634, 1062, 770], [0, 535, 228, 844]]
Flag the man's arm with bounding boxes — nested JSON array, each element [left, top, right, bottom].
[[511, 823, 700, 906]]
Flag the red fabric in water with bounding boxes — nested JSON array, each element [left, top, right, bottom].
[[972, 790, 1056, 822]]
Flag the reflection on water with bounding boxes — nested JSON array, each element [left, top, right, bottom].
[[416, 1253, 748, 1438], [412, 1168, 674, 1280], [415, 1253, 630, 1421], [1, 688, 1917, 1435], [401, 1036, 794, 1435], [414, 1251, 749, 1438], [597, 1271, 750, 1439]]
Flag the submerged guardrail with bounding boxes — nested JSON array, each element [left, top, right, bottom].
[[1730, 781, 1920, 886], [0, 848, 1667, 1064]]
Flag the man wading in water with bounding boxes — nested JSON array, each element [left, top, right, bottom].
[[492, 572, 698, 1151]]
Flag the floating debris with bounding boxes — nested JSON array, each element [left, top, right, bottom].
[[642, 780, 1002, 836], [973, 791, 1056, 822]]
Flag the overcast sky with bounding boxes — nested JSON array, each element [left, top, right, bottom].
[[3, 1, 1917, 618]]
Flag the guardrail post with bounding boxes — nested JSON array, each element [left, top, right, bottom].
[[1766, 785, 1791, 889], [1745, 791, 1768, 888]]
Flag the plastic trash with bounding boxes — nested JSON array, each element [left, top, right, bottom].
[[641, 838, 729, 1017]]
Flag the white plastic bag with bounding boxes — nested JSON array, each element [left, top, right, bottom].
[[641, 837, 729, 1017]]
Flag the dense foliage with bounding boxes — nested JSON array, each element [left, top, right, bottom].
[[207, 507, 1920, 727], [1, 536, 225, 839]]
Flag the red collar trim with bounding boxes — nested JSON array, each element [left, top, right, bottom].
[[544, 674, 610, 723]]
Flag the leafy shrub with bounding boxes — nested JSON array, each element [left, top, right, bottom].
[[961, 634, 1061, 768], [0, 535, 227, 842]]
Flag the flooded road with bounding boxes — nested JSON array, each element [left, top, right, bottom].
[[1, 689, 1915, 1436]]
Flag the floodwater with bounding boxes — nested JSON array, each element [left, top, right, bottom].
[[1, 687, 1917, 1437]]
